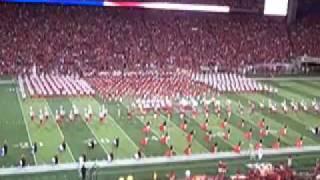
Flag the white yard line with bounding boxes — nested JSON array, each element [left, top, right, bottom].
[[44, 102, 76, 162], [96, 101, 139, 150], [81, 116, 109, 155], [108, 115, 140, 150], [16, 87, 38, 165]]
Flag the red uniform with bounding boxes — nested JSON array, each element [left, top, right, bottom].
[[233, 144, 241, 153], [180, 121, 188, 131], [224, 130, 230, 140], [140, 137, 149, 146], [273, 139, 281, 149], [239, 120, 245, 128], [255, 142, 263, 150], [160, 135, 170, 145], [259, 128, 269, 138], [187, 132, 194, 143], [220, 120, 228, 129], [200, 121, 208, 131], [184, 146, 192, 155], [244, 131, 252, 140], [204, 131, 213, 143], [165, 149, 174, 157], [280, 127, 287, 136], [296, 138, 303, 148], [205, 110, 209, 119], [142, 125, 151, 134], [159, 123, 166, 132], [259, 120, 265, 128], [211, 144, 218, 153]]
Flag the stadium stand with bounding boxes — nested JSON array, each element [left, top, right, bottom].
[[0, 3, 319, 76]]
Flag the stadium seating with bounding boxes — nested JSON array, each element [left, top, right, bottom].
[[0, 4, 320, 76]]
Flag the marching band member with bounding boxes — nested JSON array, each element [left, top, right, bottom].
[[165, 145, 175, 157], [296, 136, 303, 148], [39, 109, 44, 126], [233, 141, 241, 153], [301, 100, 308, 112], [142, 121, 151, 134], [224, 128, 231, 140], [238, 119, 245, 128], [282, 100, 288, 113], [159, 121, 167, 133], [249, 101, 256, 114], [59, 106, 65, 120], [280, 124, 288, 136], [69, 110, 74, 122], [179, 111, 185, 121], [215, 100, 221, 118], [44, 107, 49, 121], [200, 119, 209, 131], [127, 108, 132, 121], [260, 125, 269, 138], [259, 100, 265, 110], [87, 139, 96, 150], [186, 130, 195, 143], [102, 104, 107, 118], [180, 120, 188, 131], [30, 106, 35, 121], [134, 149, 143, 159], [244, 128, 253, 140], [31, 142, 38, 155], [85, 111, 90, 123], [55, 110, 60, 124], [52, 155, 59, 165], [99, 110, 104, 123], [238, 101, 244, 115], [73, 104, 79, 120], [88, 105, 93, 119], [58, 140, 67, 152], [258, 118, 265, 128], [255, 139, 263, 150], [184, 144, 192, 156], [272, 137, 281, 149], [220, 118, 228, 129], [19, 155, 26, 168], [160, 132, 170, 145], [211, 142, 218, 153], [113, 137, 120, 150], [226, 99, 232, 119], [204, 130, 213, 143], [140, 136, 149, 146]]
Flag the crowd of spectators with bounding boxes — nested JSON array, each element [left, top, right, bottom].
[[0, 3, 319, 76]]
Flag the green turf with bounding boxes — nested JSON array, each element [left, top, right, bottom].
[[0, 78, 320, 179]]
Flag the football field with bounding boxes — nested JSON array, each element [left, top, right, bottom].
[[0, 78, 320, 179]]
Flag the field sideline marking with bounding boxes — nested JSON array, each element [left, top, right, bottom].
[[44, 101, 77, 162], [15, 87, 38, 165], [94, 100, 140, 150]]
